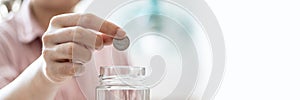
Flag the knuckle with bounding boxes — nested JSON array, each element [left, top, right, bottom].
[[42, 34, 51, 44], [67, 43, 75, 56], [62, 63, 75, 76], [49, 15, 61, 26], [42, 49, 51, 59], [81, 13, 97, 24], [66, 28, 75, 37], [42, 35, 49, 43], [82, 13, 97, 20], [73, 26, 84, 36], [70, 26, 84, 39], [73, 26, 84, 32]]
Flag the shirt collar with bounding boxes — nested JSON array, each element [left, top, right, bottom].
[[15, 0, 44, 43]]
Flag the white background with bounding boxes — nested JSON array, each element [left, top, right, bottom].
[[205, 0, 300, 100]]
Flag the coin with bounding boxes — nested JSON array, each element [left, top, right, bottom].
[[113, 36, 130, 51]]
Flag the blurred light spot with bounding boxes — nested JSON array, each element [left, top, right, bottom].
[[0, 4, 9, 18], [12, 0, 21, 12]]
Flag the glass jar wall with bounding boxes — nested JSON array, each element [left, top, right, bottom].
[[96, 66, 150, 100]]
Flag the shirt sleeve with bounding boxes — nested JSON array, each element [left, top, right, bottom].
[[0, 32, 19, 89]]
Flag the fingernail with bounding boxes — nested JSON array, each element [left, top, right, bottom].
[[115, 28, 126, 39]]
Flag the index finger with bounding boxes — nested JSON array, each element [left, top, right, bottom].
[[50, 13, 126, 39]]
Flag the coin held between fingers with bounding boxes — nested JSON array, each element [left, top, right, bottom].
[[113, 36, 130, 51]]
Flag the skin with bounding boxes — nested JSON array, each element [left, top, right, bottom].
[[0, 0, 126, 99]]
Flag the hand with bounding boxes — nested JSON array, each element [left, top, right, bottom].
[[41, 13, 126, 83]]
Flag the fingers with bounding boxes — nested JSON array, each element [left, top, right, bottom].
[[100, 21, 126, 39], [42, 13, 126, 83], [49, 13, 126, 39], [43, 42, 92, 64], [43, 42, 91, 81], [54, 42, 92, 63], [102, 35, 113, 45], [44, 42, 92, 64], [45, 62, 84, 82], [53, 63, 84, 77], [43, 26, 104, 50]]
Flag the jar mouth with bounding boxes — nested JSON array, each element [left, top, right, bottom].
[[99, 66, 146, 79]]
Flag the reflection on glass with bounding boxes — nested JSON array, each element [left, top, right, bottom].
[[96, 66, 150, 100]]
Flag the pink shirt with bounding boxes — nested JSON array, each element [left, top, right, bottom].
[[0, 0, 122, 99]]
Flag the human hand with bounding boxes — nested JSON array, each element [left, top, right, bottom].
[[41, 13, 126, 83]]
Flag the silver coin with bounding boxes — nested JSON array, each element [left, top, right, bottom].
[[113, 36, 130, 51]]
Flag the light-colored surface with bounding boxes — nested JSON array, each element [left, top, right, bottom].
[[206, 0, 300, 100], [84, 0, 218, 99]]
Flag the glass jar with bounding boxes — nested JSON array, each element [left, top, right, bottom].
[[96, 66, 150, 100]]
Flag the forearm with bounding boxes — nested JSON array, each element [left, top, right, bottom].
[[0, 56, 60, 100]]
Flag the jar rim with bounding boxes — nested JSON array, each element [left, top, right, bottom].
[[99, 66, 146, 78]]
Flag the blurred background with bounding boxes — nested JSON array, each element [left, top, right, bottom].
[[206, 0, 300, 100], [0, 0, 22, 22], [2, 0, 299, 100]]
